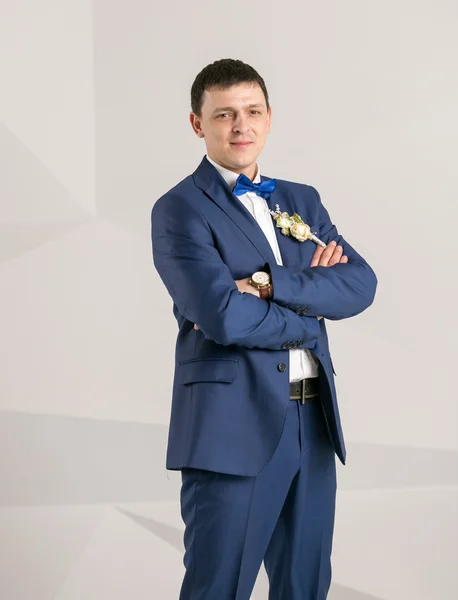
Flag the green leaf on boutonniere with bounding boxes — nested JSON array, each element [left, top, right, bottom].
[[292, 213, 304, 223]]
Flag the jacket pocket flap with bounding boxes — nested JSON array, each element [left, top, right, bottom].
[[178, 358, 239, 384]]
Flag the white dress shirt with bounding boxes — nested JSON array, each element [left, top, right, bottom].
[[206, 154, 319, 382]]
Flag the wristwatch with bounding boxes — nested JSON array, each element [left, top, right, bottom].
[[249, 271, 273, 300]]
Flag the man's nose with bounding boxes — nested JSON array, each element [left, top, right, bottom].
[[233, 114, 250, 132]]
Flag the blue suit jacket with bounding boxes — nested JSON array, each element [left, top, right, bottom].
[[151, 155, 377, 475]]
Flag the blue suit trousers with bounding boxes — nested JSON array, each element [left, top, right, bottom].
[[179, 394, 337, 600]]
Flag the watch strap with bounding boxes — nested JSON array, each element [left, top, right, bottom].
[[259, 284, 272, 300]]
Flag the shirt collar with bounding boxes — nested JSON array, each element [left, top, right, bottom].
[[206, 154, 261, 191]]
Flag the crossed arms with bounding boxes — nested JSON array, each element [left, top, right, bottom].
[[194, 243, 347, 329], [151, 188, 377, 350], [264, 189, 377, 321]]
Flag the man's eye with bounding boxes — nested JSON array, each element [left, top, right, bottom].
[[216, 111, 260, 119]]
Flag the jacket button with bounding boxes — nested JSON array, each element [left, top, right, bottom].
[[277, 362, 287, 372]]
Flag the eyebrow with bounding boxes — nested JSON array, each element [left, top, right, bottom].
[[211, 103, 264, 115]]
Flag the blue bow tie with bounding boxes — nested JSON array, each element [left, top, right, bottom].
[[233, 173, 277, 200]]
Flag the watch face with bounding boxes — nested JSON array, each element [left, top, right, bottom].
[[252, 271, 270, 285]]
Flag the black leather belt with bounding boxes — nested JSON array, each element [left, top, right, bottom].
[[290, 377, 320, 404]]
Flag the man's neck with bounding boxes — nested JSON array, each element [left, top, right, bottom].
[[207, 154, 258, 181]]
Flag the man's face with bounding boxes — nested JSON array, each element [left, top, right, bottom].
[[190, 82, 272, 178]]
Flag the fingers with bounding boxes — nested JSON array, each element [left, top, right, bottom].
[[311, 242, 335, 267], [318, 241, 341, 267], [328, 245, 344, 266], [194, 324, 199, 330], [310, 240, 348, 267], [310, 246, 324, 267]]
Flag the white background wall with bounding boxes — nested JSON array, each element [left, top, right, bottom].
[[0, 1, 457, 598]]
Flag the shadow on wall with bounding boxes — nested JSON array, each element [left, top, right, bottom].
[[1, 411, 457, 505], [117, 508, 385, 600]]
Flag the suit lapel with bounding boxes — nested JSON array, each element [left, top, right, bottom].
[[193, 156, 277, 264], [193, 156, 302, 268]]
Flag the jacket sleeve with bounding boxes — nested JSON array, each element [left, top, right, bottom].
[[264, 187, 378, 321], [151, 193, 321, 349]]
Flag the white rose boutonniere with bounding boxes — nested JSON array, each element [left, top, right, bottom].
[[290, 222, 311, 242], [269, 205, 326, 247]]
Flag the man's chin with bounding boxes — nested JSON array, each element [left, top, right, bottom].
[[228, 148, 259, 163]]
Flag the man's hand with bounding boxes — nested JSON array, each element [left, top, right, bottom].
[[234, 277, 260, 297], [313, 240, 347, 320], [311, 240, 348, 268], [193, 243, 348, 330]]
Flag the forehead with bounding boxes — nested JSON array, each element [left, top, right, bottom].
[[202, 82, 266, 113]]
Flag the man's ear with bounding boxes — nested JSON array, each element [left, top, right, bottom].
[[266, 105, 272, 133], [190, 112, 205, 138]]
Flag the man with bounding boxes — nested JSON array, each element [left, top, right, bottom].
[[151, 58, 377, 600]]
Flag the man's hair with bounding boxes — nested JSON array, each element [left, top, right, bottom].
[[191, 58, 270, 117]]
